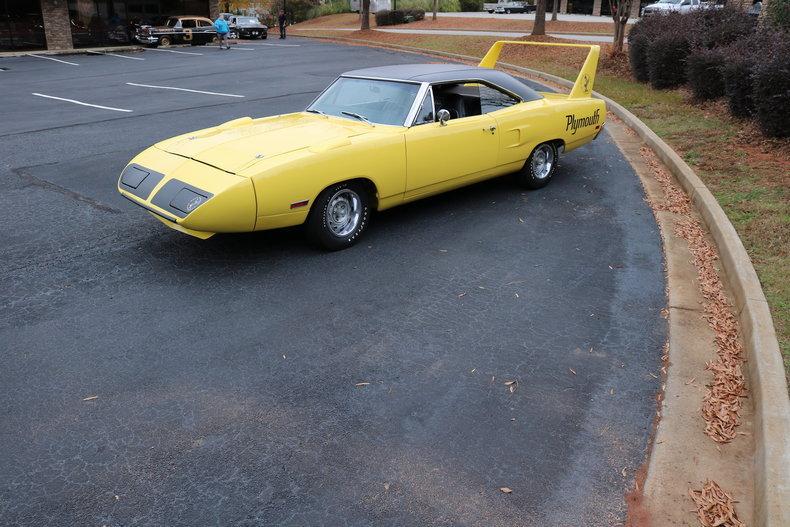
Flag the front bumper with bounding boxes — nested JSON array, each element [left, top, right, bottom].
[[117, 150, 257, 239], [134, 34, 158, 44]]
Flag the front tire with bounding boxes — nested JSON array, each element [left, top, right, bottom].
[[515, 142, 558, 190], [306, 182, 371, 251], [159, 36, 171, 47]]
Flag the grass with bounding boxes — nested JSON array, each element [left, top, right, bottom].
[[291, 27, 790, 378]]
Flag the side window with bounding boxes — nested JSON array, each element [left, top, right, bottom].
[[198, 20, 212, 27], [413, 89, 435, 125], [431, 82, 520, 120], [182, 19, 196, 28], [479, 84, 519, 113]]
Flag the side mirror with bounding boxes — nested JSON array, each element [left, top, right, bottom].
[[437, 109, 451, 126]]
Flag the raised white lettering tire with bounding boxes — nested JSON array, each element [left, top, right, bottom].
[[306, 182, 371, 251]]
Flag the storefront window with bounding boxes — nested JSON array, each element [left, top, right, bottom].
[[67, 0, 209, 48], [0, 0, 47, 51]]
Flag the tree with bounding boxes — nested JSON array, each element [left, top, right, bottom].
[[433, 0, 439, 21], [532, 0, 547, 35], [361, 0, 370, 29], [609, 0, 633, 54], [551, 0, 559, 21]]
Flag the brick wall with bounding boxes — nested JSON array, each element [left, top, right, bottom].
[[41, 0, 73, 50]]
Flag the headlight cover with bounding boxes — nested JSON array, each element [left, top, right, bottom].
[[151, 179, 214, 218]]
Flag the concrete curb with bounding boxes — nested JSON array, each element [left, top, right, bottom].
[[297, 34, 789, 526], [0, 46, 144, 58]]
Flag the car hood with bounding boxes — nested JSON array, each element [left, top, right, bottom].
[[155, 113, 377, 175]]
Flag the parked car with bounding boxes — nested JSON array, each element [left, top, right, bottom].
[[117, 40, 606, 250], [228, 15, 268, 39], [484, 0, 535, 13], [747, 1, 761, 17], [349, 0, 392, 13], [133, 16, 217, 47], [641, 0, 704, 16], [495, 1, 536, 13]]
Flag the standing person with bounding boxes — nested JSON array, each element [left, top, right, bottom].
[[214, 15, 230, 49], [278, 10, 287, 40]]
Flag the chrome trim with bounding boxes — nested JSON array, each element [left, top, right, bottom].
[[429, 78, 524, 104], [340, 74, 423, 85], [409, 85, 435, 127], [404, 82, 430, 127]]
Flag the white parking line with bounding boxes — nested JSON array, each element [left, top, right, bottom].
[[256, 43, 301, 47], [32, 93, 132, 112], [125, 82, 245, 98], [230, 47, 256, 50], [146, 48, 203, 56], [86, 50, 145, 60], [28, 54, 79, 66]]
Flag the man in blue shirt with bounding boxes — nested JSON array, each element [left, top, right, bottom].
[[214, 16, 230, 49]]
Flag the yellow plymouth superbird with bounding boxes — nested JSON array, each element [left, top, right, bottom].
[[118, 41, 606, 250]]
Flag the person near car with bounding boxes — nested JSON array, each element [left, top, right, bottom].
[[278, 10, 287, 39], [214, 15, 230, 49]]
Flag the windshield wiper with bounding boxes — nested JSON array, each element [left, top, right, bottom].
[[341, 111, 374, 126], [306, 108, 326, 115]]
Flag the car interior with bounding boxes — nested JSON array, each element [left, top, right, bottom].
[[415, 82, 520, 125]]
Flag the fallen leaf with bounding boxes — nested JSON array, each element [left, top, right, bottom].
[[518, 217, 524, 223], [621, 468, 627, 477], [499, 487, 513, 494], [569, 368, 577, 376], [384, 483, 390, 491], [514, 293, 519, 298], [82, 395, 98, 401], [439, 249, 448, 253], [610, 388, 614, 395], [470, 368, 476, 373], [504, 380, 516, 386], [355, 382, 370, 387], [510, 418, 516, 421], [649, 372, 659, 379], [457, 292, 466, 298]]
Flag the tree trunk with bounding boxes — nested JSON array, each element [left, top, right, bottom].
[[532, 0, 547, 35], [361, 0, 370, 30], [609, 0, 631, 54], [433, 0, 439, 21], [551, 0, 559, 21]]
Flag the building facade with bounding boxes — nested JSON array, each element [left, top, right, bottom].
[[1, 0, 222, 51]]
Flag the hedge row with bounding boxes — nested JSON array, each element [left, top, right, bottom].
[[628, 8, 789, 137], [375, 8, 426, 26]]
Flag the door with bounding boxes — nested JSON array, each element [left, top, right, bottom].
[[405, 85, 498, 196]]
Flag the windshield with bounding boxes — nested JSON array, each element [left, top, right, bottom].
[[308, 77, 420, 126], [236, 17, 260, 25]]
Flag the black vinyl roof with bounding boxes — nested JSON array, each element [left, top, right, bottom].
[[342, 64, 543, 102]]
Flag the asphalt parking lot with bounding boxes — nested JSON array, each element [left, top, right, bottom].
[[0, 40, 666, 526]]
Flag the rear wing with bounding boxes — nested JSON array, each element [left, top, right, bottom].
[[479, 41, 600, 100]]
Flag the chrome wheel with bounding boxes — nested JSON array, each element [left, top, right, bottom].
[[325, 189, 362, 237], [531, 144, 555, 180]]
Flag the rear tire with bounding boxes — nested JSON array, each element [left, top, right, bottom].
[[515, 142, 558, 190], [306, 182, 371, 251]]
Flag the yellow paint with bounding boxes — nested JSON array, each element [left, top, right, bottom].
[[117, 42, 606, 239]]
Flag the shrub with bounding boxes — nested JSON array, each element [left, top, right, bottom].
[[752, 33, 790, 137], [459, 0, 483, 11], [647, 32, 691, 89], [396, 0, 461, 12], [766, 0, 790, 30], [722, 53, 755, 118], [375, 9, 406, 25], [404, 8, 426, 20], [628, 15, 665, 83], [686, 48, 725, 100], [688, 5, 756, 50], [305, 0, 351, 20]]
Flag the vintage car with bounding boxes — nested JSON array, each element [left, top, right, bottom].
[[133, 16, 217, 47], [228, 15, 268, 39], [117, 41, 606, 250]]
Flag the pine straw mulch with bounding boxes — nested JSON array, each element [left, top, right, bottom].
[[689, 480, 745, 527]]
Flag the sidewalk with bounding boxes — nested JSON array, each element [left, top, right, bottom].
[[437, 11, 635, 23], [294, 27, 615, 43]]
